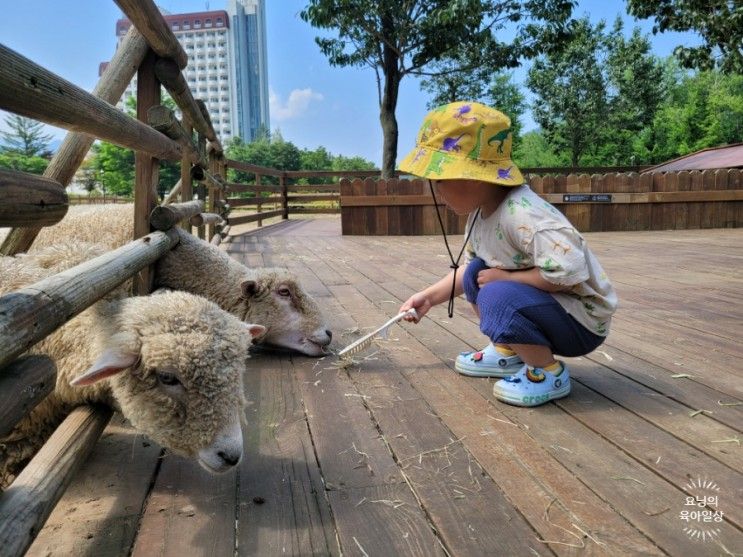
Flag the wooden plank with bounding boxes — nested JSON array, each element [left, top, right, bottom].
[[236, 354, 337, 556], [228, 209, 283, 225], [131, 456, 237, 557], [0, 45, 181, 162], [230, 196, 284, 207], [296, 235, 660, 555], [341, 194, 450, 207], [0, 406, 112, 557], [288, 194, 339, 203], [286, 184, 341, 193], [27, 417, 162, 557], [0, 356, 56, 438], [226, 183, 282, 193]]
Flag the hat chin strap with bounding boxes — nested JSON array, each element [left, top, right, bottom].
[[428, 179, 480, 318]]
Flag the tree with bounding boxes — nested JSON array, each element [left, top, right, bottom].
[[1, 115, 53, 157], [512, 130, 563, 167], [626, 0, 743, 73], [0, 152, 49, 174], [597, 19, 664, 164], [527, 17, 664, 166], [634, 64, 743, 163], [527, 18, 608, 166], [300, 0, 576, 177], [86, 93, 182, 198]]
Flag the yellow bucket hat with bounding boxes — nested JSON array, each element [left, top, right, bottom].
[[399, 101, 524, 186]]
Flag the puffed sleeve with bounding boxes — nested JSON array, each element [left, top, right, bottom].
[[529, 227, 590, 286]]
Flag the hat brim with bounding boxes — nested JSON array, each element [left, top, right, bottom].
[[399, 146, 524, 186]]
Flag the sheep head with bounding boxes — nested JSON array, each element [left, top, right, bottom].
[[71, 291, 265, 474], [237, 268, 332, 356]]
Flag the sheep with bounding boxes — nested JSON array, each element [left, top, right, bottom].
[[27, 204, 332, 356], [0, 241, 266, 488]]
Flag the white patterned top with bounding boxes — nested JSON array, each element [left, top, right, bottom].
[[464, 184, 617, 336]]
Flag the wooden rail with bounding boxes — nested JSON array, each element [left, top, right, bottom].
[[0, 45, 182, 162], [0, 356, 56, 438], [0, 169, 68, 227]]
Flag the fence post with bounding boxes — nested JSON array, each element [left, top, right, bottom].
[[133, 49, 160, 295], [281, 174, 288, 220], [256, 173, 263, 227], [180, 119, 193, 231]]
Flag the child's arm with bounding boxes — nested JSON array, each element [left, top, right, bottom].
[[399, 266, 467, 322], [477, 266, 570, 293]]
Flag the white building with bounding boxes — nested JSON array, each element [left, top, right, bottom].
[[109, 3, 268, 143]]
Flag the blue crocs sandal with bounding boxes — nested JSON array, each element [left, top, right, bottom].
[[493, 363, 571, 406], [455, 344, 524, 377]]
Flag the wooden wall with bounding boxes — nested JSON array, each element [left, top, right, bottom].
[[340, 169, 743, 235]]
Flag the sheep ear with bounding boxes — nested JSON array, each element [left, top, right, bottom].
[[70, 349, 139, 387], [244, 323, 266, 340], [240, 280, 258, 297]]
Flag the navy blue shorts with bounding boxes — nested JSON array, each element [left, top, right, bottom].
[[462, 257, 605, 357]]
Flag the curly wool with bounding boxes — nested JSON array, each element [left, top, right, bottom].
[[29, 205, 331, 355], [0, 242, 254, 488]]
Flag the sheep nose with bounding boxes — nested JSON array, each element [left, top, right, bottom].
[[325, 329, 332, 340], [217, 449, 241, 467]]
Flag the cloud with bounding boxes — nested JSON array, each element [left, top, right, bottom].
[[269, 88, 324, 121]]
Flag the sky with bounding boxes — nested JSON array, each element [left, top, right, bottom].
[[0, 1, 701, 167]]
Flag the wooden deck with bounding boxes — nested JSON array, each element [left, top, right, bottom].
[[28, 219, 742, 556]]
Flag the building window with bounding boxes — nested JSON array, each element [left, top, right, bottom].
[[172, 23, 180, 31], [194, 19, 201, 28], [205, 19, 212, 27], [216, 18, 223, 26]]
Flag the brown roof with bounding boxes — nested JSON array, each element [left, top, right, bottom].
[[644, 143, 743, 173]]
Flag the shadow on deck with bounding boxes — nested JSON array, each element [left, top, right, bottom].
[[29, 218, 743, 556]]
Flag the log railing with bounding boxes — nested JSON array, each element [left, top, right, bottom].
[[0, 1, 232, 554]]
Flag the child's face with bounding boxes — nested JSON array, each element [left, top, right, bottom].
[[432, 179, 496, 215]]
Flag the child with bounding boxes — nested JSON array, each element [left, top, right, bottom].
[[398, 101, 617, 407]]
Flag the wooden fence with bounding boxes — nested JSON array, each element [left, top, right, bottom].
[[0, 1, 231, 554], [340, 169, 743, 235]]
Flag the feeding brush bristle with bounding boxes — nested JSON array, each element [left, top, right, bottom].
[[337, 308, 418, 360]]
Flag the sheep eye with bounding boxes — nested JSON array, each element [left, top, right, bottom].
[[156, 371, 181, 386], [277, 287, 291, 297]]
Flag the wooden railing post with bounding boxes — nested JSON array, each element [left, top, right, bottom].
[[133, 50, 161, 295], [281, 174, 288, 220], [256, 173, 263, 227], [180, 119, 193, 230]]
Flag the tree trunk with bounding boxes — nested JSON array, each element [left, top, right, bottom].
[[379, 14, 401, 179]]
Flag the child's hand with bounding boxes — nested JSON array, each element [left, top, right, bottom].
[[477, 267, 511, 286], [400, 293, 430, 323]]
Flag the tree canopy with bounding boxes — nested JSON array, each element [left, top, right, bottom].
[[526, 17, 665, 166], [300, 0, 576, 177], [626, 0, 743, 73]]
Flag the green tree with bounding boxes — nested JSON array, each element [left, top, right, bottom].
[[0, 152, 49, 174], [527, 18, 608, 166], [1, 115, 53, 157], [92, 141, 134, 196], [597, 19, 665, 164], [527, 17, 664, 166], [512, 130, 563, 167], [300, 0, 576, 177], [626, 0, 743, 73], [635, 64, 743, 163], [87, 94, 181, 198]]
